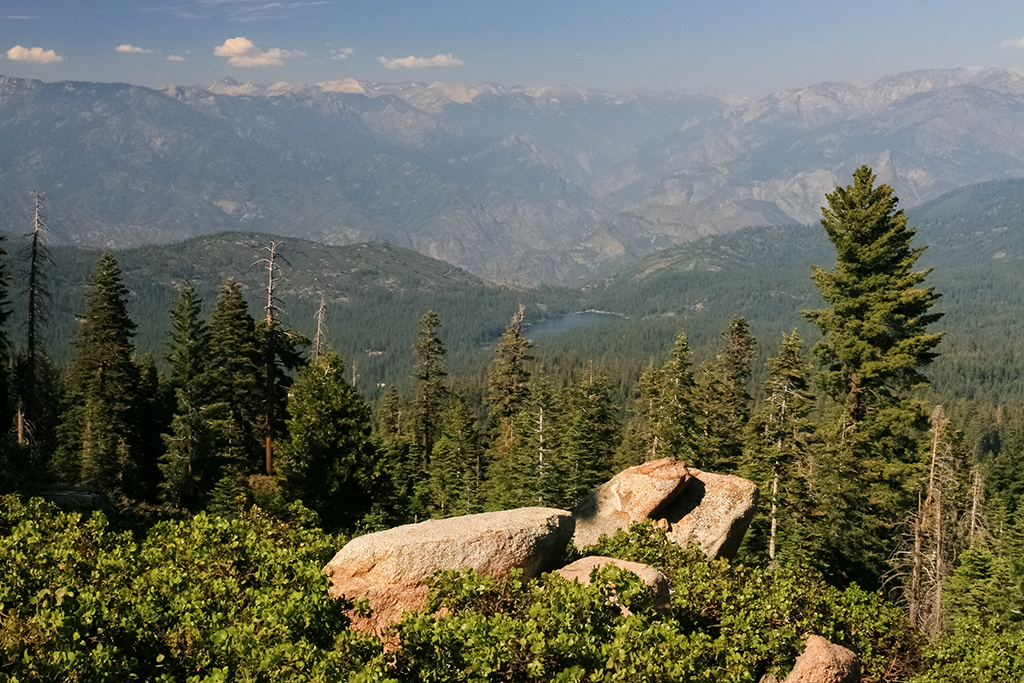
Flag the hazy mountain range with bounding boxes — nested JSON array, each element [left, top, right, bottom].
[[2, 66, 1024, 284]]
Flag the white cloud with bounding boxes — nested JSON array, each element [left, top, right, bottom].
[[214, 36, 302, 66], [1006, 37, 1024, 49], [168, 55, 186, 61], [378, 53, 463, 69], [7, 45, 63, 63], [116, 44, 152, 54], [331, 47, 353, 60]]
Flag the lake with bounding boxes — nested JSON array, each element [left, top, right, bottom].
[[524, 311, 624, 340]]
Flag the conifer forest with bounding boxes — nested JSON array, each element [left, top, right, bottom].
[[1, 168, 1023, 681]]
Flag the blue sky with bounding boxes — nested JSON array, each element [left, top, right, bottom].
[[4, 0, 1024, 95]]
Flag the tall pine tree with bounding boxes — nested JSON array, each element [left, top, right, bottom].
[[803, 166, 944, 586], [17, 191, 49, 449], [486, 305, 533, 456], [56, 252, 139, 496], [741, 331, 816, 566], [803, 166, 943, 414], [411, 311, 447, 470], [159, 284, 214, 507], [205, 279, 262, 491]]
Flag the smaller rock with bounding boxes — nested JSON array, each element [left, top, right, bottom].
[[555, 556, 671, 613], [663, 469, 758, 559], [572, 457, 691, 548], [784, 635, 860, 683]]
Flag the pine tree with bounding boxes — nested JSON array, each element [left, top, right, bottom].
[[254, 241, 306, 476], [944, 543, 1023, 629], [804, 165, 943, 413], [277, 350, 378, 530], [663, 331, 700, 462], [487, 374, 556, 510], [132, 354, 171, 498], [486, 305, 533, 455], [58, 252, 139, 495], [557, 369, 619, 506], [694, 317, 756, 471], [428, 388, 479, 518], [802, 166, 945, 586], [742, 331, 816, 565], [616, 361, 667, 469], [205, 279, 261, 483], [373, 385, 416, 522], [411, 311, 448, 471], [159, 284, 214, 507], [617, 331, 698, 469]]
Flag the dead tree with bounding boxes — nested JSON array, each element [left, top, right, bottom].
[[19, 192, 51, 446], [311, 296, 328, 362], [902, 405, 970, 637], [253, 242, 287, 476]]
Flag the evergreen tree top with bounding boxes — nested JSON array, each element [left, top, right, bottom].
[[803, 165, 944, 409], [76, 252, 136, 342]]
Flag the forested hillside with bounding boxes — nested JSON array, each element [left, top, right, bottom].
[[2, 170, 1024, 680], [13, 176, 1024, 407]]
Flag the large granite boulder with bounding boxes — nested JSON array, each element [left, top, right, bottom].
[[572, 457, 692, 548], [784, 635, 860, 683], [571, 459, 758, 559], [323, 507, 573, 632], [662, 469, 759, 559], [555, 556, 671, 613]]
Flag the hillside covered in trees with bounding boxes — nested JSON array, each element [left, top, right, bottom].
[[1, 169, 1024, 680]]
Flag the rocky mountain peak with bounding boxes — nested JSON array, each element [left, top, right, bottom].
[[1, 66, 1023, 284]]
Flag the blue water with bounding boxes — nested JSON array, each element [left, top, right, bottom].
[[524, 311, 624, 340]]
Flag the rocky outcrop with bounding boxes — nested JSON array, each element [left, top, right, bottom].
[[555, 556, 671, 613], [662, 469, 759, 559], [323, 507, 573, 632], [572, 459, 758, 559], [783, 635, 860, 683], [572, 458, 692, 548]]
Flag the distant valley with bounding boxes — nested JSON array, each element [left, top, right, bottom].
[[3, 67, 1024, 284]]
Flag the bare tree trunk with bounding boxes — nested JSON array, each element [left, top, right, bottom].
[[536, 406, 545, 504], [257, 241, 284, 476], [933, 488, 942, 633], [909, 493, 923, 627], [969, 464, 985, 543], [312, 296, 327, 362], [20, 191, 50, 447], [769, 467, 778, 563]]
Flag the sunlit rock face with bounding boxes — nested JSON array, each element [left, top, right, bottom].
[[572, 458, 757, 560], [323, 507, 573, 632]]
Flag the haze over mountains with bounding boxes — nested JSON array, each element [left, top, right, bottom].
[[2, 66, 1024, 284]]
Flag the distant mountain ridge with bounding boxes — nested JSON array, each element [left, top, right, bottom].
[[2, 67, 1024, 284]]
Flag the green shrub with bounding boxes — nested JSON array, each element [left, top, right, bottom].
[[911, 620, 1024, 683], [582, 521, 920, 682], [0, 502, 930, 682], [0, 496, 376, 682]]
